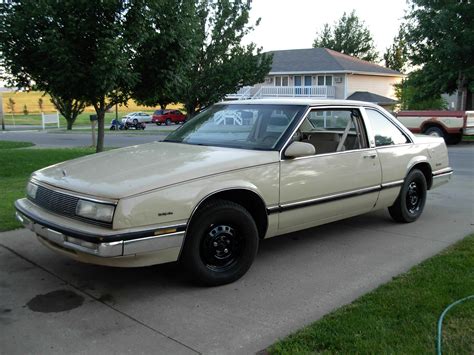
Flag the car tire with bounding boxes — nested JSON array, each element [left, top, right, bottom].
[[133, 119, 139, 125], [388, 169, 427, 223], [181, 199, 259, 286], [156, 122, 161, 126], [424, 126, 445, 139], [446, 133, 462, 145], [165, 118, 172, 126]]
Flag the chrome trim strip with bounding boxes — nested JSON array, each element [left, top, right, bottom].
[[31, 178, 118, 205], [266, 185, 380, 214], [123, 232, 185, 255], [280, 148, 375, 161], [381, 180, 404, 189], [432, 167, 453, 176], [432, 171, 453, 179]]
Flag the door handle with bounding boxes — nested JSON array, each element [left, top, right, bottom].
[[364, 153, 377, 159]]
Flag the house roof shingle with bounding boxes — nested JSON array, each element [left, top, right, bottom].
[[268, 48, 402, 76], [346, 91, 398, 104]]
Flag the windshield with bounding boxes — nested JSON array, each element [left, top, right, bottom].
[[164, 104, 306, 150]]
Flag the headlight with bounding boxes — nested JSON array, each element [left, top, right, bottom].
[[26, 182, 38, 199], [75, 199, 115, 223]]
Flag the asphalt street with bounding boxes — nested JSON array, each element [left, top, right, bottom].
[[0, 124, 174, 147], [0, 145, 473, 354]]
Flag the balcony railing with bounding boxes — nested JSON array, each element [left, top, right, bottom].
[[254, 86, 335, 99]]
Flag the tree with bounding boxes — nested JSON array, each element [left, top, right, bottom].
[[38, 98, 43, 112], [6, 97, 15, 114], [130, 0, 196, 111], [177, 0, 272, 117], [383, 25, 409, 73], [313, 10, 379, 62], [395, 71, 447, 110], [405, 0, 474, 110], [22, 104, 28, 115], [50, 95, 86, 130], [0, 0, 143, 151]]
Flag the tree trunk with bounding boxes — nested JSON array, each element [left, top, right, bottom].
[[456, 72, 467, 111], [185, 102, 197, 120], [95, 107, 106, 153], [159, 102, 167, 110], [66, 119, 73, 130]]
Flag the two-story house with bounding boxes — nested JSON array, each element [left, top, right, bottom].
[[228, 48, 403, 109]]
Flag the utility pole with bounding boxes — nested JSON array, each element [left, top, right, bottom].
[[0, 93, 4, 131]]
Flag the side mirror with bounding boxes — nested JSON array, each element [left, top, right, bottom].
[[284, 141, 315, 158]]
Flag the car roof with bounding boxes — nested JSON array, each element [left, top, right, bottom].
[[216, 98, 381, 108]]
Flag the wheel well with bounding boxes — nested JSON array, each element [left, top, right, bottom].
[[410, 163, 432, 189], [422, 122, 446, 134], [193, 189, 268, 239]]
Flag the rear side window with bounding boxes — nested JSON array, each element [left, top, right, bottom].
[[365, 109, 410, 147]]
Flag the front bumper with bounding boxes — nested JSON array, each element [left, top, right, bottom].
[[15, 199, 186, 260]]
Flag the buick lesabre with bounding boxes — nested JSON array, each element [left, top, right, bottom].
[[15, 99, 453, 285]]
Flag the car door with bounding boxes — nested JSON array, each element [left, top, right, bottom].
[[278, 107, 382, 233]]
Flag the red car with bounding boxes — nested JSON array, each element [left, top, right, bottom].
[[152, 109, 186, 125]]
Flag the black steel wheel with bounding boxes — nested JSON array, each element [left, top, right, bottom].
[[181, 200, 259, 286], [388, 169, 427, 223]]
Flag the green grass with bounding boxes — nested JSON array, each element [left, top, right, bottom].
[[270, 235, 474, 354], [0, 143, 94, 231], [0, 140, 35, 149], [462, 135, 474, 141]]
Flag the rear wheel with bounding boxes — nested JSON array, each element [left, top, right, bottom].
[[156, 122, 161, 126], [133, 119, 139, 125], [388, 169, 427, 223], [446, 133, 462, 145], [181, 200, 259, 286]]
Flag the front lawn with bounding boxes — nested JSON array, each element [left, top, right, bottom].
[[270, 235, 474, 354], [0, 142, 94, 231]]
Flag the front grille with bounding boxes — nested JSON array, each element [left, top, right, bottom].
[[30, 185, 112, 228], [34, 185, 80, 217]]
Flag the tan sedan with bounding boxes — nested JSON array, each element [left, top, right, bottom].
[[15, 99, 452, 285]]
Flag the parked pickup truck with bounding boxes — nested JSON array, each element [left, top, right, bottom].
[[396, 110, 474, 144]]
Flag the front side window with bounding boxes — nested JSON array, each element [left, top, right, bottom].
[[293, 108, 368, 155], [365, 109, 410, 147], [164, 104, 306, 150]]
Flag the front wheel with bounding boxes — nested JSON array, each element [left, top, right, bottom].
[[388, 169, 427, 223], [181, 200, 259, 286], [424, 126, 445, 139], [165, 118, 172, 126]]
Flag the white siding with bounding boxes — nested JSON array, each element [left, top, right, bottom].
[[346, 74, 401, 100]]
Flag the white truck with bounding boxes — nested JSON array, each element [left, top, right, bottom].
[[396, 110, 474, 144]]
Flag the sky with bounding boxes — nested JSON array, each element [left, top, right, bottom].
[[243, 0, 408, 55]]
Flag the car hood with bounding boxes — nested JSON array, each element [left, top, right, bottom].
[[32, 142, 279, 199]]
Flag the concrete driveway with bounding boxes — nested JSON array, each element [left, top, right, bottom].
[[0, 145, 473, 354]]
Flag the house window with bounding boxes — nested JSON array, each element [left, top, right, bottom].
[[275, 76, 289, 86], [317, 75, 333, 86]]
